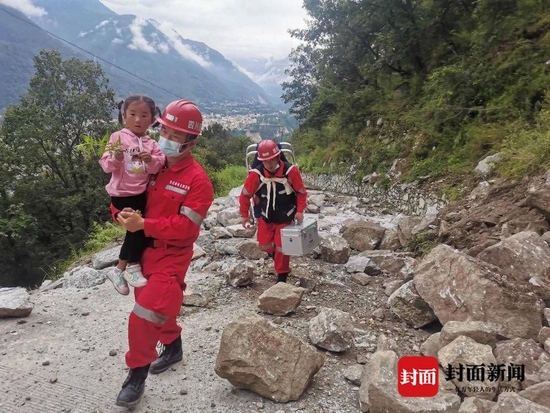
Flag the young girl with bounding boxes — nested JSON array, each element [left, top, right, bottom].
[[99, 95, 165, 295]]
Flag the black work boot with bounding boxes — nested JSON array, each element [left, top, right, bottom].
[[115, 364, 150, 408], [149, 336, 183, 375], [277, 273, 288, 283]]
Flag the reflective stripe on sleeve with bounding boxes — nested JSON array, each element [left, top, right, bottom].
[[132, 303, 169, 324], [259, 242, 275, 251], [179, 206, 204, 226]]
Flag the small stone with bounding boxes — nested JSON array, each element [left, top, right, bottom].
[[179, 389, 188, 395], [205, 327, 212, 331], [42, 360, 50, 366], [49, 378, 58, 384], [257, 402, 264, 409], [273, 317, 284, 324], [17, 320, 27, 325], [211, 402, 216, 408], [372, 308, 385, 321], [25, 396, 31, 401], [81, 312, 90, 316], [109, 350, 117, 356]]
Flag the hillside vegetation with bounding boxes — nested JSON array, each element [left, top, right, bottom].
[[0, 50, 250, 288], [283, 0, 550, 184]]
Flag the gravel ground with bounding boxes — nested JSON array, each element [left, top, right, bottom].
[[0, 253, 432, 413]]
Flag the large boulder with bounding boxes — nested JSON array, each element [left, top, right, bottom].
[[414, 244, 543, 340], [227, 261, 256, 287], [91, 245, 121, 269], [309, 308, 355, 352], [495, 338, 550, 390], [358, 350, 461, 413], [0, 287, 34, 318], [238, 241, 268, 260], [519, 381, 550, 409], [216, 208, 242, 227], [526, 174, 550, 220], [257, 283, 305, 316], [397, 215, 421, 248], [358, 250, 415, 276], [458, 397, 495, 413], [476, 231, 550, 283], [320, 235, 350, 264], [342, 220, 386, 251], [475, 153, 502, 178], [440, 321, 499, 348], [214, 314, 325, 402], [489, 393, 550, 413], [63, 266, 106, 289], [387, 280, 437, 328], [438, 336, 499, 400], [226, 224, 256, 238]]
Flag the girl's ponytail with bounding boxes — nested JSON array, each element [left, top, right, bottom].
[[117, 100, 125, 124]]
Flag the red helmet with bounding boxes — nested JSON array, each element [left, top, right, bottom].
[[157, 100, 202, 135], [257, 139, 281, 161]]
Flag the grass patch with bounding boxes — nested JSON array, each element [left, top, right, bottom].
[[211, 164, 248, 198], [46, 222, 125, 281]]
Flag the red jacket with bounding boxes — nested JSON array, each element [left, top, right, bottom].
[[111, 155, 213, 281], [239, 159, 307, 219]]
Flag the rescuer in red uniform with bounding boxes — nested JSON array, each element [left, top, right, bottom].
[[239, 139, 307, 283], [114, 100, 214, 408]]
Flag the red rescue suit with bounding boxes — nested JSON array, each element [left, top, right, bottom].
[[112, 155, 213, 369], [239, 160, 307, 274]]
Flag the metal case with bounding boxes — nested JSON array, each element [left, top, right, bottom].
[[281, 218, 319, 256]]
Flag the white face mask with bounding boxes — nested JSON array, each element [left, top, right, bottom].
[[158, 136, 182, 157]]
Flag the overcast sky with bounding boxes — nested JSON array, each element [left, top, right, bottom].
[[99, 0, 308, 62]]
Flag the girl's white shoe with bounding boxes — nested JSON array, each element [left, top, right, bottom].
[[107, 267, 130, 295], [123, 263, 147, 288]]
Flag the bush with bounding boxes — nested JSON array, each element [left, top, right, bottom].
[[211, 165, 247, 198]]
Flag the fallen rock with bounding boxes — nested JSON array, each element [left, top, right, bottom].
[[192, 243, 207, 260], [476, 231, 550, 283], [358, 350, 461, 413], [519, 381, 550, 408], [397, 216, 421, 248], [210, 226, 233, 239], [257, 283, 305, 316], [495, 338, 550, 390], [0, 287, 34, 318], [438, 336, 499, 400], [420, 333, 442, 358], [341, 221, 386, 251], [309, 308, 355, 352], [320, 235, 350, 264], [91, 245, 121, 270], [63, 266, 106, 289], [384, 279, 406, 297], [490, 393, 550, 413], [226, 224, 256, 238], [345, 256, 374, 273], [214, 314, 325, 403], [183, 289, 210, 307], [343, 364, 363, 386], [414, 244, 543, 340], [238, 241, 268, 260], [545, 308, 550, 325], [352, 273, 372, 286], [227, 261, 256, 287], [387, 280, 437, 329], [358, 250, 415, 276], [475, 153, 502, 177], [458, 397, 495, 413], [412, 205, 440, 235], [216, 208, 242, 227], [540, 327, 550, 345], [380, 227, 402, 251], [526, 176, 550, 220], [440, 321, 499, 348]]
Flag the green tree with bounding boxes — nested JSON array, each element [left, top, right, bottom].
[[0, 50, 116, 287]]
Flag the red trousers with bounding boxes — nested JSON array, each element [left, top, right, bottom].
[[125, 247, 190, 369], [257, 218, 291, 274]]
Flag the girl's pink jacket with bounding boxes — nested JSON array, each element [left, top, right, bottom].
[[99, 128, 165, 197]]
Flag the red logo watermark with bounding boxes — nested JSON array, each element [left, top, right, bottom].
[[397, 356, 439, 397]]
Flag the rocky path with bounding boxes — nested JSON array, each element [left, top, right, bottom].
[[0, 264, 414, 413]]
